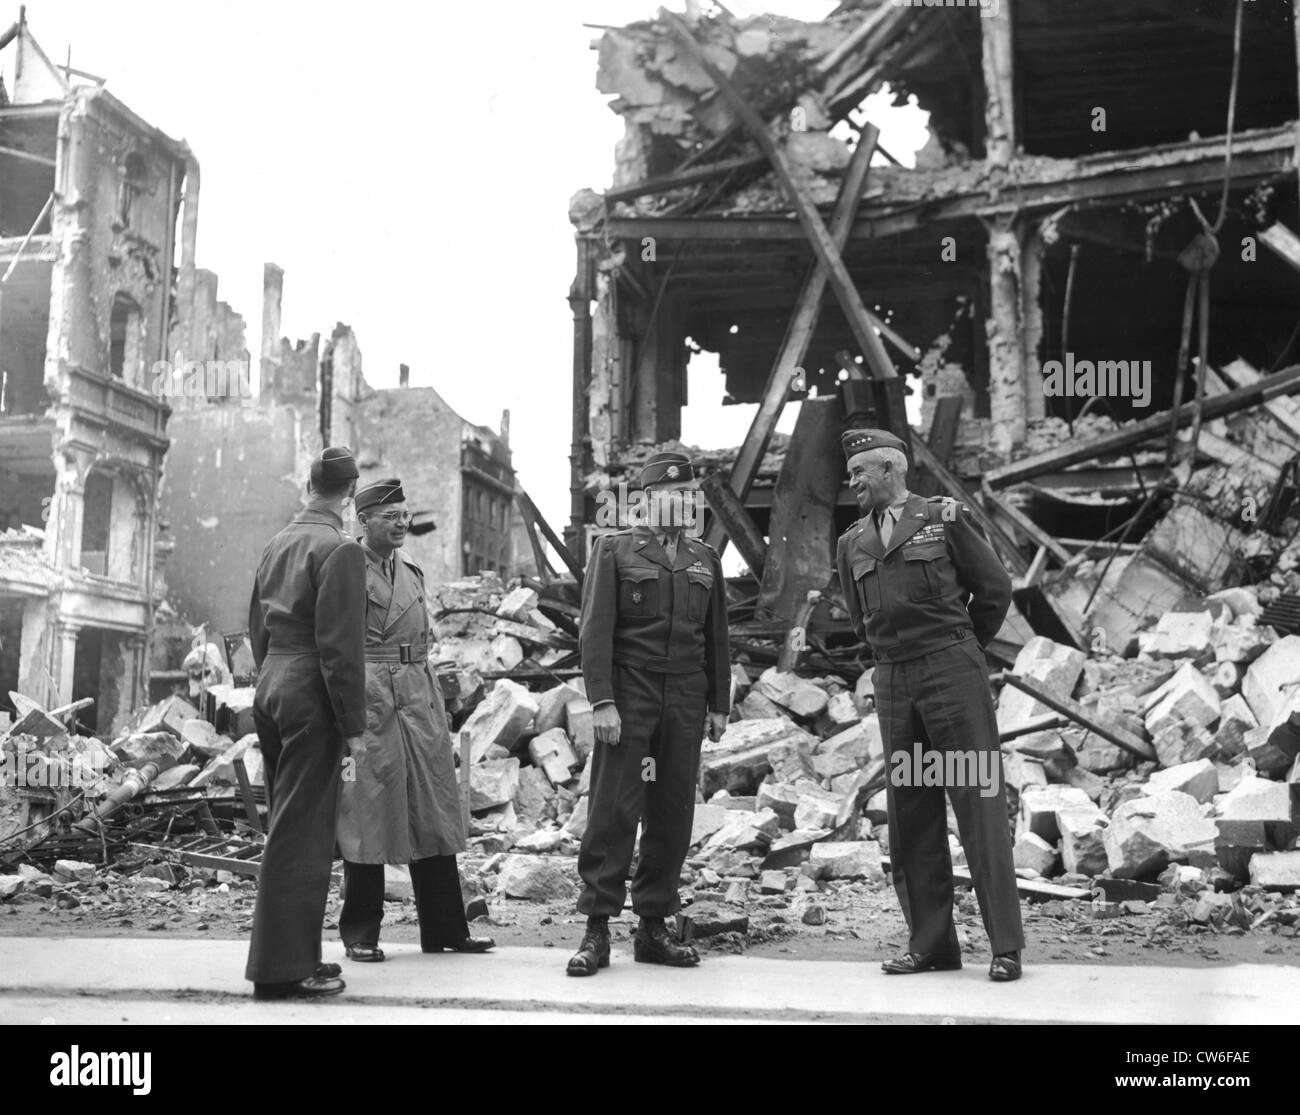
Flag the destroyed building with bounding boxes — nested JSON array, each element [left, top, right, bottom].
[[158, 263, 520, 639], [566, 0, 1300, 652], [0, 14, 204, 734]]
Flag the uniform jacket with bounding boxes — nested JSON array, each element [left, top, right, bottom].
[[580, 525, 730, 713], [248, 507, 366, 736], [336, 545, 467, 863], [835, 492, 1011, 663]]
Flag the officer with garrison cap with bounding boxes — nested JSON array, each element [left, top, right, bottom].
[[335, 478, 493, 962], [567, 451, 730, 976], [245, 446, 366, 999], [834, 428, 1024, 983]]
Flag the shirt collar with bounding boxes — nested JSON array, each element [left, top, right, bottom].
[[877, 492, 911, 522]]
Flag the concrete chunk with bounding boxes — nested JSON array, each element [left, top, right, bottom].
[[1104, 791, 1219, 879], [495, 586, 539, 622], [997, 637, 1086, 732], [1136, 610, 1214, 659], [700, 807, 782, 853], [807, 841, 884, 881], [755, 668, 829, 720], [1018, 784, 1093, 843], [1213, 621, 1276, 665], [469, 758, 520, 811], [738, 690, 787, 720], [689, 803, 731, 848], [1144, 758, 1218, 804], [136, 695, 201, 739], [1013, 832, 1058, 876], [528, 728, 579, 786], [534, 684, 582, 735], [701, 719, 816, 797], [1248, 850, 1300, 890], [113, 731, 188, 767], [1057, 807, 1109, 876], [497, 855, 576, 902], [1214, 693, 1259, 758], [1243, 636, 1300, 730], [1144, 663, 1221, 739], [463, 680, 538, 763]]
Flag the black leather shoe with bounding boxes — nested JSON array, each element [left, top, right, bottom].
[[253, 975, 345, 1000], [424, 936, 496, 954], [345, 944, 385, 963], [989, 951, 1022, 982], [315, 962, 342, 978], [633, 918, 700, 968], [881, 951, 962, 975], [566, 926, 611, 976]]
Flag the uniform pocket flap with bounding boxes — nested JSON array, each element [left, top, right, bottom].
[[685, 569, 713, 587], [903, 543, 946, 561], [851, 556, 878, 578], [619, 565, 660, 583]]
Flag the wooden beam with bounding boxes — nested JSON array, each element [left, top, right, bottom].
[[603, 126, 1294, 245], [985, 364, 1300, 489], [702, 123, 880, 554], [515, 486, 583, 585], [995, 673, 1157, 762], [0, 143, 55, 168], [604, 154, 769, 204], [914, 395, 964, 496], [700, 473, 768, 577], [980, 480, 1072, 565], [660, 8, 899, 386]]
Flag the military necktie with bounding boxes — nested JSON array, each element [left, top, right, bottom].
[[662, 533, 678, 562], [876, 510, 893, 548]]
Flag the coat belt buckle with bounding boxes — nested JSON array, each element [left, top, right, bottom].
[[399, 643, 414, 664]]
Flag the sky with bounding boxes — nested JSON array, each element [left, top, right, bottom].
[[7, 0, 926, 552]]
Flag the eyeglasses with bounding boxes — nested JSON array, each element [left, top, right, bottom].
[[369, 511, 413, 525]]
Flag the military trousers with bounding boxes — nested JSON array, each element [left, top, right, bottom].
[[245, 653, 345, 984], [577, 664, 707, 918], [339, 855, 469, 950], [873, 637, 1024, 957]]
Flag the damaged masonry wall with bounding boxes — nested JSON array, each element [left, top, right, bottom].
[[2, 17, 196, 735], [569, 1, 1300, 564]]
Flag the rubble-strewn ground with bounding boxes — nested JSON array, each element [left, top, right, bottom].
[[2, 859, 1297, 970]]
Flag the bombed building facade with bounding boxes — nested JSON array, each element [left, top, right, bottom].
[[0, 14, 518, 733], [568, 0, 1300, 658], [0, 14, 202, 734]]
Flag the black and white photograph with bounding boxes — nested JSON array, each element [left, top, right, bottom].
[[0, 0, 1297, 1072]]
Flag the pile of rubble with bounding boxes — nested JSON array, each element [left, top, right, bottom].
[[0, 682, 263, 862]]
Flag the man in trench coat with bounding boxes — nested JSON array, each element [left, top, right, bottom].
[[335, 478, 494, 961], [245, 446, 365, 1000]]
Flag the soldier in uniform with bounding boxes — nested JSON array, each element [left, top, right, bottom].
[[834, 428, 1024, 982], [567, 451, 731, 976], [335, 478, 494, 961], [245, 446, 366, 1000]]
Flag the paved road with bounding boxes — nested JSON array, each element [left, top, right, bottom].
[[2, 937, 1297, 1024]]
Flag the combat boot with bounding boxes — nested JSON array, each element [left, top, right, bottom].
[[566, 918, 611, 977], [633, 916, 699, 967]]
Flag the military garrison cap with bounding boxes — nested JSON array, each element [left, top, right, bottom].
[[640, 450, 695, 488], [841, 428, 907, 458], [354, 478, 405, 511], [310, 445, 359, 486]]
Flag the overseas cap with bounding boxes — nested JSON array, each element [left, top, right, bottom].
[[310, 445, 359, 486], [841, 428, 907, 458], [355, 478, 405, 512], [640, 450, 695, 488]]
